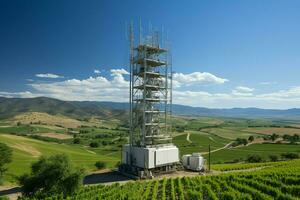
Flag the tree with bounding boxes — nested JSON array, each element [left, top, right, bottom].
[[269, 155, 278, 162], [73, 138, 81, 144], [89, 142, 99, 148], [281, 153, 299, 160], [95, 161, 106, 169], [270, 133, 279, 141], [18, 154, 85, 197], [0, 143, 12, 184], [283, 134, 299, 143], [283, 134, 291, 141], [291, 134, 299, 143], [246, 154, 263, 163], [235, 138, 248, 146], [248, 136, 254, 142]]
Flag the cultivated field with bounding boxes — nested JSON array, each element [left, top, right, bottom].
[[0, 114, 300, 186], [243, 127, 300, 135], [19, 159, 300, 199]]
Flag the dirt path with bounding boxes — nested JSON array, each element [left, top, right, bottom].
[[201, 142, 233, 155], [186, 132, 192, 143], [39, 133, 73, 139], [85, 149, 96, 154], [0, 186, 21, 200]]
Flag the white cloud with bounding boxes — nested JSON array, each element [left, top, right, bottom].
[[231, 86, 254, 97], [0, 91, 39, 98], [235, 86, 254, 93], [27, 69, 129, 102], [260, 81, 277, 85], [1, 69, 300, 109], [36, 73, 64, 79], [110, 68, 129, 76], [172, 86, 300, 109], [94, 70, 101, 74], [232, 91, 253, 97], [173, 72, 228, 87]]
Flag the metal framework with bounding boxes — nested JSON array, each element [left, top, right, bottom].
[[129, 23, 172, 148]]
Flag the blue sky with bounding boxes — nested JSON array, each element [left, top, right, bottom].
[[1, 0, 300, 108]]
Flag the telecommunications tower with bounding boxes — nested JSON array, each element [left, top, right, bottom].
[[120, 23, 179, 178]]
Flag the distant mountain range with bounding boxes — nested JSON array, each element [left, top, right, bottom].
[[1, 96, 300, 119]]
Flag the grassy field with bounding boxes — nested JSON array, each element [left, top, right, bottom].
[[0, 134, 120, 184], [207, 143, 300, 163], [173, 131, 230, 155], [242, 127, 300, 135], [1, 114, 300, 186], [173, 129, 300, 164], [201, 126, 265, 140]]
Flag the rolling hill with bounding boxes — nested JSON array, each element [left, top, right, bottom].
[[1, 96, 300, 120], [0, 97, 127, 120]]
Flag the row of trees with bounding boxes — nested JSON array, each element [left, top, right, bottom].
[[233, 133, 300, 147], [246, 153, 299, 163], [0, 142, 12, 184]]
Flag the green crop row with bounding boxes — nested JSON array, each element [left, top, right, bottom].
[[19, 159, 300, 200]]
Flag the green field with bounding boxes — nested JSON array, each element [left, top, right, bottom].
[[208, 143, 300, 164], [0, 134, 120, 184], [1, 115, 300, 186], [173, 131, 230, 155], [202, 127, 262, 140], [173, 130, 300, 163]]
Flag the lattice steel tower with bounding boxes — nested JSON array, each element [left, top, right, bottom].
[[129, 24, 172, 148]]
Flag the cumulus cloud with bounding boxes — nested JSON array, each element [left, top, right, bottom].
[[172, 86, 300, 109], [0, 91, 39, 98], [110, 68, 129, 76], [94, 69, 101, 74], [235, 86, 254, 93], [35, 73, 64, 79], [28, 69, 129, 102], [173, 72, 228, 88], [1, 69, 300, 109]]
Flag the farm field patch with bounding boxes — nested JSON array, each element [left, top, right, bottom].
[[243, 127, 300, 135], [0, 134, 119, 184]]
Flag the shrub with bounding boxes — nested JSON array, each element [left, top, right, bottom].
[[18, 154, 85, 197], [232, 138, 248, 147], [89, 142, 99, 148], [281, 153, 299, 160], [282, 134, 300, 143], [73, 138, 81, 144], [270, 133, 279, 141], [246, 155, 263, 163], [269, 155, 278, 162], [95, 161, 106, 169], [248, 136, 254, 142]]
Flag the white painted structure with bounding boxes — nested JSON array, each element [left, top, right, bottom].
[[182, 153, 205, 171], [122, 144, 179, 169]]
